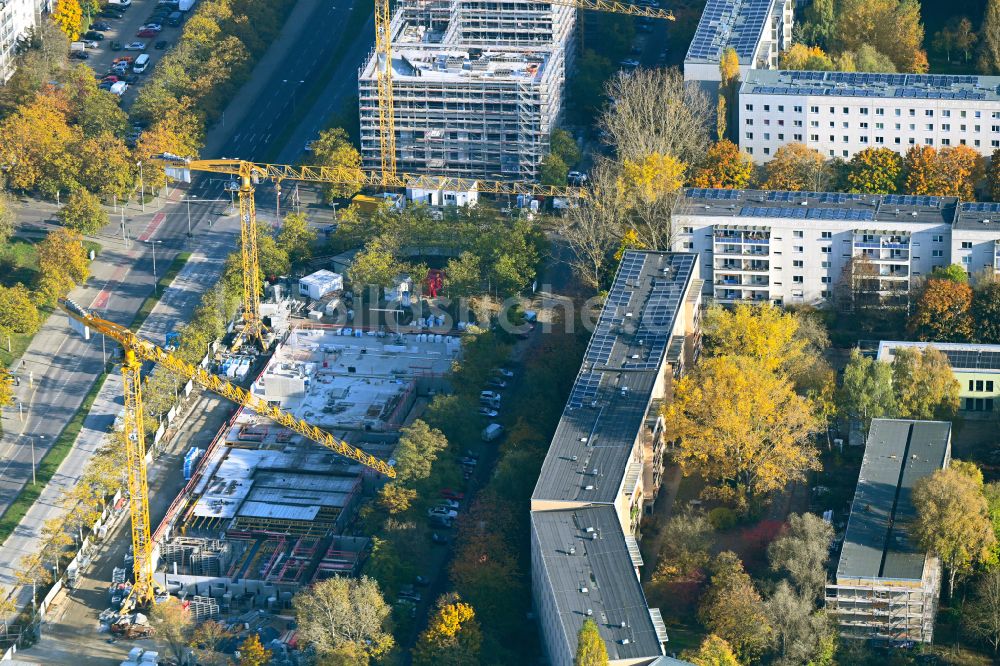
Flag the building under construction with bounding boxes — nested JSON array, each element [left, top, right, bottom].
[[358, 0, 574, 180], [825, 419, 951, 645]]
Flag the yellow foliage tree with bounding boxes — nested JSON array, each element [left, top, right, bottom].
[[685, 634, 741, 666], [904, 144, 982, 198], [412, 596, 482, 666], [135, 108, 204, 191], [836, 0, 928, 73], [719, 47, 740, 87], [779, 43, 835, 70], [53, 0, 83, 41], [313, 127, 364, 201], [36, 227, 89, 305], [665, 356, 821, 505], [701, 302, 805, 374], [620, 152, 686, 203], [690, 140, 754, 190], [761, 143, 827, 191], [0, 91, 83, 197]]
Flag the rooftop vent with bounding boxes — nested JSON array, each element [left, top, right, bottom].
[[585, 527, 595, 533], [569, 546, 577, 555], [585, 485, 595, 491], [580, 437, 588, 443], [586, 609, 593, 616], [580, 586, 589, 593], [621, 639, 631, 645]]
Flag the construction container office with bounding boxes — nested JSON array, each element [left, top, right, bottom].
[[358, 0, 574, 181]]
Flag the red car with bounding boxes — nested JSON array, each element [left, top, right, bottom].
[[439, 488, 465, 501], [102, 75, 120, 83], [137, 28, 158, 37]]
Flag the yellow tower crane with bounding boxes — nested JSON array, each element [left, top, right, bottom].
[[58, 298, 395, 613], [155, 155, 583, 350], [371, 0, 675, 180]]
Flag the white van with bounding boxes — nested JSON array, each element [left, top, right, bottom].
[[133, 54, 150, 73]]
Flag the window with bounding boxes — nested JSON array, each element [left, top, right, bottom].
[[895, 123, 901, 129], [993, 126, 1000, 133], [746, 132, 754, 139], [963, 241, 973, 249], [860, 122, 869, 129], [976, 125, 982, 132], [875, 122, 884, 129], [810, 106, 819, 113], [810, 121, 819, 128], [821, 290, 831, 298], [843, 135, 849, 143], [969, 380, 976, 391], [778, 133, 785, 140], [942, 139, 951, 146], [764, 133, 770, 140], [926, 124, 934, 131], [963, 255, 972, 264], [682, 226, 693, 234], [926, 109, 934, 116], [943, 124, 951, 131], [810, 134, 819, 141], [876, 137, 885, 144], [794, 106, 802, 113], [989, 381, 995, 392], [745, 104, 753, 111], [843, 122, 849, 128], [933, 235, 943, 242], [821, 261, 831, 268], [793, 231, 803, 238], [942, 110, 951, 117], [961, 124, 967, 131], [793, 120, 803, 127], [860, 136, 869, 143], [843, 107, 849, 114], [895, 137, 902, 144], [794, 134, 803, 141], [876, 108, 885, 116], [793, 275, 804, 283], [961, 110, 968, 118], [778, 105, 784, 112], [821, 246, 832, 253], [821, 276, 831, 283], [821, 232, 832, 239], [895, 109, 902, 116], [861, 107, 869, 115], [764, 104, 770, 111], [793, 260, 803, 267], [932, 249, 944, 257], [764, 147, 770, 155], [683, 242, 693, 249], [746, 119, 754, 126], [909, 109, 916, 117], [794, 246, 804, 253]]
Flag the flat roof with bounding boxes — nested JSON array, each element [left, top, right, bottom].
[[836, 419, 951, 582], [679, 188, 959, 227], [685, 0, 775, 64], [877, 341, 1000, 373], [532, 251, 696, 504], [742, 69, 1000, 101], [954, 202, 1000, 231], [531, 506, 665, 660]]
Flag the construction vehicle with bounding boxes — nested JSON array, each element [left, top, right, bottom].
[[58, 298, 395, 614]]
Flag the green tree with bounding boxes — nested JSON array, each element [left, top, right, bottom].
[[550, 128, 581, 166], [0, 284, 41, 342], [349, 235, 401, 291], [930, 263, 969, 283], [980, 0, 1000, 75], [846, 147, 903, 194], [890, 346, 960, 421], [393, 420, 448, 483], [768, 513, 834, 602], [574, 618, 608, 666], [292, 576, 393, 661], [838, 349, 898, 429], [684, 634, 740, 666], [652, 507, 713, 581], [540, 153, 569, 186], [413, 594, 483, 666], [376, 483, 417, 514], [237, 633, 271, 666], [444, 251, 482, 298], [972, 279, 1000, 343], [909, 278, 974, 342], [913, 463, 997, 596], [277, 211, 317, 265], [58, 189, 106, 235], [313, 127, 363, 201], [766, 581, 831, 665], [799, 0, 835, 48], [699, 552, 772, 662]]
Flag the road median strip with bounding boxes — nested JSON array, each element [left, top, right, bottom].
[[129, 251, 192, 331]]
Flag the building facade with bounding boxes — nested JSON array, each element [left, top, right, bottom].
[[739, 70, 1000, 161], [0, 0, 36, 83], [358, 0, 573, 180], [683, 0, 792, 85], [671, 188, 1000, 306], [825, 419, 951, 644], [531, 251, 703, 665], [877, 341, 1000, 416]]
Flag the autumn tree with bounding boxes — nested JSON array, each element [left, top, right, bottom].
[[653, 507, 713, 581], [58, 189, 107, 235], [600, 68, 711, 165], [903, 144, 981, 198], [39, 517, 73, 574], [913, 463, 996, 596], [836, 44, 899, 72], [690, 140, 754, 190], [412, 594, 483, 666], [0, 91, 83, 197], [618, 151, 686, 250], [988, 149, 1000, 201], [313, 127, 364, 201], [292, 576, 394, 661], [237, 633, 271, 666], [0, 364, 15, 409], [846, 147, 903, 194], [891, 346, 960, 421], [934, 17, 977, 63], [15, 553, 52, 609], [134, 108, 204, 191], [766, 581, 831, 666], [666, 356, 820, 506], [36, 227, 90, 305], [779, 44, 835, 70], [719, 47, 740, 88], [277, 211, 317, 265], [972, 278, 1000, 343], [762, 143, 829, 192], [834, 0, 928, 73], [966, 568, 1000, 653], [684, 634, 740, 666], [838, 349, 897, 429], [150, 597, 193, 663], [768, 513, 834, 602], [699, 551, 772, 662], [189, 620, 235, 666], [0, 284, 41, 343], [561, 161, 626, 289], [573, 618, 608, 666], [981, 0, 1000, 75], [908, 278, 974, 342], [77, 133, 135, 200], [376, 483, 418, 514], [0, 191, 14, 245], [52, 0, 83, 41]]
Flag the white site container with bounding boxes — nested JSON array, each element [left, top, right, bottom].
[[299, 270, 343, 300]]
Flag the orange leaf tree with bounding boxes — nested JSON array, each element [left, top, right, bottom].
[[908, 278, 974, 341], [762, 143, 827, 191], [691, 140, 754, 189]]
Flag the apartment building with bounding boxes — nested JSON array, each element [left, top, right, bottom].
[[877, 341, 1000, 416], [825, 419, 951, 644], [683, 0, 792, 85], [358, 0, 573, 180], [671, 188, 1000, 306], [739, 70, 1000, 161], [0, 0, 36, 83], [531, 251, 703, 665]]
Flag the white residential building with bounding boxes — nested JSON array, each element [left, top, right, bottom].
[[739, 70, 1000, 161], [0, 0, 36, 83], [672, 188, 1000, 306], [683, 0, 792, 86], [358, 0, 573, 180]]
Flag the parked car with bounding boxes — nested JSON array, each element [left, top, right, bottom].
[[458, 456, 478, 468], [620, 58, 640, 68], [102, 75, 120, 83], [567, 171, 588, 186], [167, 11, 182, 24], [439, 488, 464, 501], [427, 506, 458, 520], [125, 41, 147, 50], [436, 499, 460, 511], [99, 8, 126, 17], [494, 368, 514, 378], [154, 40, 169, 49], [428, 514, 453, 528], [98, 81, 114, 90], [477, 406, 498, 418], [84, 30, 105, 40], [486, 378, 507, 388], [110, 40, 123, 50], [91, 21, 112, 30], [398, 585, 421, 602], [71, 51, 91, 59], [142, 23, 163, 31], [109, 81, 128, 96], [479, 390, 500, 402]]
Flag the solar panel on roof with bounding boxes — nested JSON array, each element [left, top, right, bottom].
[[882, 194, 942, 207], [961, 202, 1000, 214]]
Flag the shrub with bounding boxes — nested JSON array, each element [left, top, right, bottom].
[[708, 507, 737, 531]]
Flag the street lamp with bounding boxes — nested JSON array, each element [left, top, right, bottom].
[[282, 79, 305, 112], [29, 435, 44, 486], [185, 195, 197, 237], [146, 239, 163, 293], [137, 160, 145, 213]]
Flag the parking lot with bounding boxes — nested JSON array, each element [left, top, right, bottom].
[[77, 0, 189, 104]]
